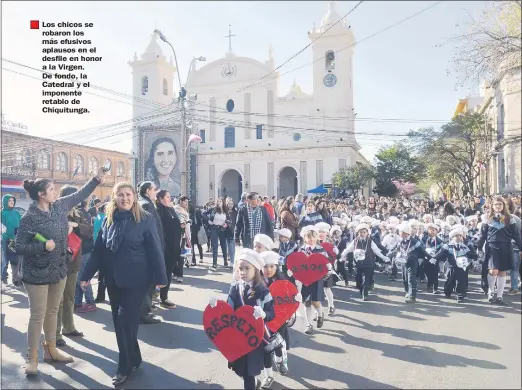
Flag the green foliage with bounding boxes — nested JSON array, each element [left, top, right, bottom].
[[373, 144, 425, 196], [332, 163, 374, 196], [408, 111, 494, 196]]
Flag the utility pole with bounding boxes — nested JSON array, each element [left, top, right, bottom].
[[154, 29, 206, 197]]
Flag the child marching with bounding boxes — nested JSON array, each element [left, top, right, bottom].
[[209, 249, 275, 390], [340, 224, 390, 301]]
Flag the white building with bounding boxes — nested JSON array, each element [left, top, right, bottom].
[[130, 1, 369, 203], [454, 66, 521, 195]]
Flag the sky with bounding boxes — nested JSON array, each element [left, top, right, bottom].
[[1, 0, 488, 162]]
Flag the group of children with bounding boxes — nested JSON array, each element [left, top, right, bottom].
[[208, 200, 521, 389]]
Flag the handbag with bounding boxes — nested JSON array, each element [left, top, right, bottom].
[[197, 225, 208, 245], [67, 232, 82, 261]]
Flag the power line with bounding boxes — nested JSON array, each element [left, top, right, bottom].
[[196, 1, 443, 105], [237, 0, 364, 93]]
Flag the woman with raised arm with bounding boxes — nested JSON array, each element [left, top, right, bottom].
[[15, 168, 105, 376]]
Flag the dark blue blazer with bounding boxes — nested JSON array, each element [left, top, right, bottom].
[[81, 212, 167, 288]]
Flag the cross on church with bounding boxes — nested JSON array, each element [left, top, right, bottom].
[[225, 25, 235, 52]]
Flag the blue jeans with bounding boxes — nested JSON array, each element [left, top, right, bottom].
[[1, 239, 7, 281], [75, 252, 95, 305], [227, 239, 235, 266], [510, 250, 520, 290]]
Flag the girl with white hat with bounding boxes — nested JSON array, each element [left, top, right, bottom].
[[209, 249, 274, 390], [432, 225, 478, 303], [291, 225, 329, 335], [340, 224, 390, 301], [253, 234, 274, 254], [330, 225, 350, 287], [315, 222, 338, 316], [259, 251, 298, 380]]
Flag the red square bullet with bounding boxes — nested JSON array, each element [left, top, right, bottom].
[[30, 20, 39, 29]]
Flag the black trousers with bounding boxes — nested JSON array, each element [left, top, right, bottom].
[[139, 285, 155, 319], [173, 239, 185, 278], [192, 243, 203, 264], [160, 254, 176, 302], [417, 259, 426, 281], [444, 267, 467, 298], [424, 260, 439, 291], [355, 266, 373, 297], [107, 284, 149, 376], [337, 260, 350, 282], [96, 271, 107, 300]]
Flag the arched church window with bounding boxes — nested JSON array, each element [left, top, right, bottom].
[[163, 78, 168, 96], [142, 76, 148, 95], [325, 50, 335, 71]]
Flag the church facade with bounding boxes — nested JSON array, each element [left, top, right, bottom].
[[130, 2, 368, 203]]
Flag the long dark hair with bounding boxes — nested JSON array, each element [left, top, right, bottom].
[[215, 197, 229, 214], [144, 137, 180, 187]]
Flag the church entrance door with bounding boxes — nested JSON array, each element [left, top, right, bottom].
[[220, 169, 243, 203], [278, 167, 298, 198]]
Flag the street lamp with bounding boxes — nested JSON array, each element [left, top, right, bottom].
[[153, 29, 205, 198]]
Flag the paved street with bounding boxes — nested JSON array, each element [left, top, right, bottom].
[[2, 253, 521, 389]]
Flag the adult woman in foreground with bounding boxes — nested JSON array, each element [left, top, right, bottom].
[[80, 182, 167, 386], [15, 170, 104, 376]]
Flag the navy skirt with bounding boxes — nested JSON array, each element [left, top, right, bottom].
[[301, 280, 325, 302], [487, 242, 514, 271]]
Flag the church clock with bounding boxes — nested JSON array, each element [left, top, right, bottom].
[[323, 73, 337, 87]]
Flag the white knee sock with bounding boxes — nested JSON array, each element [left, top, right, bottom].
[[316, 304, 323, 317], [281, 346, 288, 362], [305, 305, 313, 325], [324, 288, 334, 308], [264, 367, 273, 378], [497, 276, 506, 298], [487, 274, 497, 295], [298, 303, 308, 323]]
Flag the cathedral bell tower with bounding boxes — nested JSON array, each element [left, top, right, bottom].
[[128, 32, 177, 156], [309, 1, 356, 140]]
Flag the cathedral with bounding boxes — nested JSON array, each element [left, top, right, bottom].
[[129, 2, 368, 203]]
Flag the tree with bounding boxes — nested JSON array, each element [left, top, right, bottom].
[[373, 144, 426, 197], [332, 163, 374, 196], [446, 1, 521, 87], [408, 111, 494, 196]]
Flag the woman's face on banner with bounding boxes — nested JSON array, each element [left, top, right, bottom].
[[154, 141, 177, 177]]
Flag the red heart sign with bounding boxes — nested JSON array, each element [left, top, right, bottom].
[[321, 242, 336, 263], [286, 252, 329, 287], [267, 280, 299, 333], [203, 301, 265, 362]]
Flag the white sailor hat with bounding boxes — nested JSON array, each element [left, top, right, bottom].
[[238, 248, 264, 270], [253, 234, 274, 250], [398, 222, 412, 235], [260, 251, 280, 266], [277, 228, 292, 239], [427, 223, 440, 231], [315, 222, 331, 233], [449, 226, 466, 239], [356, 223, 370, 233], [300, 225, 319, 237], [330, 225, 342, 236]]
